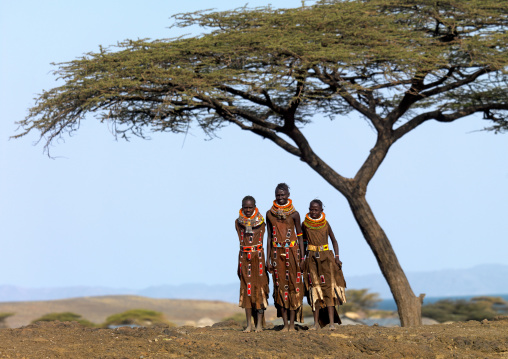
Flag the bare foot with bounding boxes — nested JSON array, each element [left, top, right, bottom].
[[308, 324, 319, 331], [282, 325, 290, 332], [329, 324, 337, 331], [254, 326, 263, 333], [288, 326, 297, 332], [243, 327, 252, 333]]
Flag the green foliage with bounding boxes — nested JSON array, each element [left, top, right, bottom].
[[0, 312, 15, 328], [222, 312, 247, 326], [471, 296, 508, 314], [422, 297, 508, 323], [102, 309, 173, 328], [0, 312, 14, 321], [15, 0, 508, 151], [31, 312, 96, 327], [341, 289, 382, 313], [301, 304, 314, 318]]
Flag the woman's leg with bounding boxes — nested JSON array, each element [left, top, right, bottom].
[[243, 308, 252, 332]]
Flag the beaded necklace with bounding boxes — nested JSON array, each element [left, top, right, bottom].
[[303, 212, 327, 230], [270, 199, 296, 220], [238, 208, 264, 234]]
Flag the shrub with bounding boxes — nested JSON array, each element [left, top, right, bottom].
[[472, 296, 508, 314], [340, 289, 382, 313], [102, 309, 173, 328], [421, 297, 505, 323], [31, 312, 96, 327], [0, 312, 15, 328], [301, 304, 314, 318], [222, 312, 247, 326], [0, 312, 14, 321]]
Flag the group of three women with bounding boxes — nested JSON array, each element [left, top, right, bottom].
[[235, 183, 347, 332]]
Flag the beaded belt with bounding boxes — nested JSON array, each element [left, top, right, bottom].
[[307, 244, 329, 251], [272, 241, 296, 248], [241, 244, 263, 252]]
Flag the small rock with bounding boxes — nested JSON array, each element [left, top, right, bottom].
[[481, 319, 489, 325], [344, 312, 361, 320], [211, 320, 243, 330], [197, 317, 215, 327]]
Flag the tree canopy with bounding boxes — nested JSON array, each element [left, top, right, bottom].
[[17, 0, 508, 150]]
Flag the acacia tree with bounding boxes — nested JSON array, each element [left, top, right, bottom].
[[15, 0, 508, 326]]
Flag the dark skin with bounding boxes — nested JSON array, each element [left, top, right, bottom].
[[308, 202, 342, 269], [306, 201, 342, 331], [265, 188, 304, 332], [238, 199, 263, 333]]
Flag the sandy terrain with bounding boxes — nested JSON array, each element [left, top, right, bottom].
[[0, 317, 507, 358]]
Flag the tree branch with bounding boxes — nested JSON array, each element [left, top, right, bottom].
[[227, 117, 302, 157], [420, 67, 493, 98], [219, 85, 284, 114], [354, 133, 393, 191], [285, 124, 353, 195], [393, 103, 508, 141], [281, 78, 306, 131], [387, 67, 494, 127], [312, 66, 384, 132]]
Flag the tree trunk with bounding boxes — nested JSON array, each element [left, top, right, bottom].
[[347, 193, 423, 327]]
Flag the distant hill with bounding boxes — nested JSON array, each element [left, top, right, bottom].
[[1, 264, 506, 303]]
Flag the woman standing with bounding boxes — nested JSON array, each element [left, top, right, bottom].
[[265, 183, 305, 331], [235, 195, 269, 332], [303, 199, 346, 330]]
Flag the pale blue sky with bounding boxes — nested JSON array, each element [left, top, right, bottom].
[[1, 0, 507, 290]]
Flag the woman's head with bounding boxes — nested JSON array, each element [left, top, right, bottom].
[[242, 195, 256, 217], [309, 199, 323, 219], [274, 183, 290, 205]]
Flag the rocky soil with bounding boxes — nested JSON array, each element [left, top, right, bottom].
[[1, 317, 507, 358]]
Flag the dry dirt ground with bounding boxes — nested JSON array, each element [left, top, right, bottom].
[[0, 317, 507, 358]]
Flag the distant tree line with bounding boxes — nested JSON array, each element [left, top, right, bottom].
[[422, 296, 508, 323]]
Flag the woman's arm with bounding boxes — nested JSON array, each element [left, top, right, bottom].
[[292, 212, 305, 267], [328, 223, 342, 269], [235, 221, 241, 279], [265, 216, 273, 273]]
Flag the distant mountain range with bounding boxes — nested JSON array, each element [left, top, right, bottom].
[[1, 264, 506, 303], [347, 263, 508, 298]]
